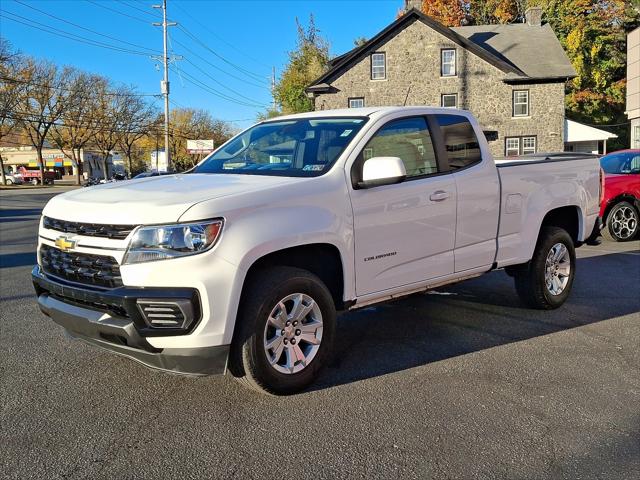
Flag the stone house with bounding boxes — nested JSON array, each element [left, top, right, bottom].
[[306, 7, 576, 158]]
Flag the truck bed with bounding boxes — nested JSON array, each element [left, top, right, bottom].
[[495, 153, 601, 268]]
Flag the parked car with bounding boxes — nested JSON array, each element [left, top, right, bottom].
[[15, 166, 55, 185], [599, 149, 640, 241], [3, 172, 24, 185], [32, 107, 602, 395], [133, 171, 171, 179]]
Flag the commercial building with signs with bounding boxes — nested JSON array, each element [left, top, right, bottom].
[[0, 146, 118, 180]]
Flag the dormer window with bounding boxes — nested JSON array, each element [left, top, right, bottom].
[[441, 49, 456, 77], [371, 52, 386, 80]]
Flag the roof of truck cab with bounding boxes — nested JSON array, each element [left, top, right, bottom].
[[266, 106, 472, 123]]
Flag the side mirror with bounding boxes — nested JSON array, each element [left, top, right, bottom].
[[357, 156, 407, 189]]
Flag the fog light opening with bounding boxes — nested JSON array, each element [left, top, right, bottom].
[[136, 299, 194, 331]]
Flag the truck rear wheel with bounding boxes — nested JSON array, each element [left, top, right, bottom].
[[514, 226, 576, 310], [31, 178, 40, 186], [229, 266, 336, 395]]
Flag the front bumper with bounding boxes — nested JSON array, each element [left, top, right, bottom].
[[32, 266, 229, 376]]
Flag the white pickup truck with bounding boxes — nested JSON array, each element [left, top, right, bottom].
[[33, 107, 602, 394]]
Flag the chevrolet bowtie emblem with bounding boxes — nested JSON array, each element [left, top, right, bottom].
[[54, 236, 77, 252]]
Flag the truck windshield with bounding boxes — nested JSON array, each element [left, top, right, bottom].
[[193, 117, 367, 177]]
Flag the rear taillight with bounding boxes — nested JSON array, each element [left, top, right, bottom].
[[599, 167, 605, 205]]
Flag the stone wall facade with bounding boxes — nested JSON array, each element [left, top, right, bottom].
[[313, 20, 566, 158]]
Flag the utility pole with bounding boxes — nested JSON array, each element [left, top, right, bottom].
[[153, 0, 176, 172]]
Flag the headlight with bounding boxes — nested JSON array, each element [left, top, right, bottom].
[[123, 219, 223, 264]]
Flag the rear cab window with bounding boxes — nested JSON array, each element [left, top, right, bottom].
[[435, 114, 482, 170]]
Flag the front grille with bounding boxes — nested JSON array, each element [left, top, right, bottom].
[[43, 216, 136, 240], [40, 244, 123, 288], [48, 291, 129, 318]]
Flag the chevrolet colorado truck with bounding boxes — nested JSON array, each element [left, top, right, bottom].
[[32, 107, 602, 394]]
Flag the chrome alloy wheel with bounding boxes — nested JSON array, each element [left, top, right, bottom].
[[611, 205, 638, 240], [263, 293, 323, 374], [545, 243, 571, 296]]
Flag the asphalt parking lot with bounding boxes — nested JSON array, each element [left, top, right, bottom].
[[1, 189, 639, 480]]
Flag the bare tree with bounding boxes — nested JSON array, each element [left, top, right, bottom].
[[169, 108, 235, 171], [92, 83, 129, 180], [18, 59, 72, 184], [49, 72, 104, 185], [0, 38, 25, 185], [117, 90, 156, 176]]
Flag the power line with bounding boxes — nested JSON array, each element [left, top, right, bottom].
[[0, 11, 156, 57], [171, 1, 271, 70], [169, 66, 268, 108], [170, 35, 267, 90], [117, 0, 162, 19], [0, 75, 161, 98], [181, 56, 267, 105], [11, 1, 160, 54], [3, 112, 205, 141], [176, 24, 267, 82], [167, 32, 268, 105], [84, 0, 150, 25]]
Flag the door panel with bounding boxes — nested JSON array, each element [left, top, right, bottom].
[[434, 114, 500, 272], [352, 177, 457, 295], [349, 116, 457, 296]]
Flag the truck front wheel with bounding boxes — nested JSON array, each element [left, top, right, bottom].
[[514, 227, 576, 310], [229, 266, 336, 395], [31, 178, 40, 186]]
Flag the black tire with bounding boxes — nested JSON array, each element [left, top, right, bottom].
[[31, 178, 39, 186], [6, 179, 13, 185], [229, 266, 336, 395], [514, 226, 576, 310], [606, 201, 639, 242]]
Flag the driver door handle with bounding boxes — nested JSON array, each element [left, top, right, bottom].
[[429, 190, 450, 202]]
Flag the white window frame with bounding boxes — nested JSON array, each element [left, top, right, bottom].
[[513, 90, 529, 117], [441, 93, 457, 108], [371, 53, 386, 80], [441, 49, 456, 77], [633, 125, 640, 148], [505, 137, 520, 156], [348, 97, 365, 108], [522, 136, 536, 154]]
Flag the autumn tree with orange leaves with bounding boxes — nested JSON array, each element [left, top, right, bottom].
[[420, 0, 465, 27]]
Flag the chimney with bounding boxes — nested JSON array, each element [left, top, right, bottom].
[[525, 7, 543, 26], [404, 0, 422, 13]]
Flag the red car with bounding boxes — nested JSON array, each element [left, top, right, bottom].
[[599, 149, 640, 241]]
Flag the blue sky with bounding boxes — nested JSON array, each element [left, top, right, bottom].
[[0, 0, 399, 128]]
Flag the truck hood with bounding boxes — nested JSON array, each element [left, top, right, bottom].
[[43, 174, 301, 224]]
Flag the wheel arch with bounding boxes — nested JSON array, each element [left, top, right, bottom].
[[602, 194, 639, 222], [539, 205, 582, 245], [240, 243, 347, 311]]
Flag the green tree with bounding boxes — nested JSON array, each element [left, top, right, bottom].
[[274, 15, 330, 114]]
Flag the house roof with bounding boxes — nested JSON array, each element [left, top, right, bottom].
[[452, 24, 576, 80], [564, 119, 618, 143], [308, 9, 575, 92]]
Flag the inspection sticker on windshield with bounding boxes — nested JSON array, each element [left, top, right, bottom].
[[340, 129, 353, 137], [303, 164, 325, 172]]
